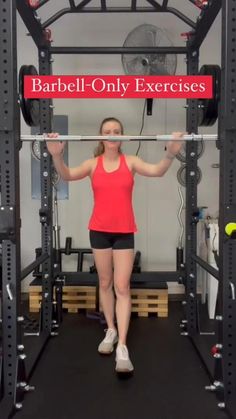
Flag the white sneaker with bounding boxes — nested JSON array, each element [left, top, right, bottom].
[[115, 344, 134, 373], [98, 328, 118, 354]]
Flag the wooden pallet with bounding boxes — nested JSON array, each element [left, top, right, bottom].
[[131, 288, 168, 317], [29, 285, 96, 313], [29, 285, 43, 312], [29, 285, 168, 317], [63, 286, 96, 313]]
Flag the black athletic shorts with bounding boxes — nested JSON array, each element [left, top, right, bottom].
[[89, 230, 134, 250]]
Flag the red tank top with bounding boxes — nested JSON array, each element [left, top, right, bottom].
[[88, 154, 137, 233]]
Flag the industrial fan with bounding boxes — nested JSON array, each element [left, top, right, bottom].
[[122, 24, 177, 116], [122, 24, 177, 76]]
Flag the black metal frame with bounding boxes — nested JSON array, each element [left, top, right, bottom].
[[1, 1, 235, 417]]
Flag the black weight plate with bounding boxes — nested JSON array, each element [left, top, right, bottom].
[[177, 164, 202, 187], [176, 140, 205, 163], [19, 65, 40, 127], [198, 65, 221, 127]]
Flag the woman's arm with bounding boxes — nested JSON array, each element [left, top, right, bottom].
[[46, 134, 93, 181], [52, 154, 93, 181], [131, 132, 184, 177]]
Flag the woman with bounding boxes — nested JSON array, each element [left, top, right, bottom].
[[47, 117, 183, 374]]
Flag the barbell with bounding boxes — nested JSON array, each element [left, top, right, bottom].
[[21, 134, 218, 142]]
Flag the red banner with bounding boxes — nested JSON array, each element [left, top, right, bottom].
[[24, 75, 212, 99]]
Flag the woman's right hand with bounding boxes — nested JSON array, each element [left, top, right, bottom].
[[46, 132, 65, 156]]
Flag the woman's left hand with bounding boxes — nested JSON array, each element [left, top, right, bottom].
[[166, 132, 185, 156]]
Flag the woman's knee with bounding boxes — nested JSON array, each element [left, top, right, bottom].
[[114, 283, 130, 298], [99, 276, 113, 292]]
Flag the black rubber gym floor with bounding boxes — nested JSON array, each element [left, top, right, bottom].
[[17, 302, 230, 419]]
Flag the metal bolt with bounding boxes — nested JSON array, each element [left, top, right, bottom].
[[49, 58, 54, 63], [181, 332, 188, 336], [17, 316, 24, 323], [218, 403, 225, 409], [40, 51, 46, 58], [43, 152, 48, 157], [24, 385, 35, 392], [192, 50, 198, 56], [190, 171, 195, 176], [214, 381, 224, 388], [189, 293, 195, 298], [189, 273, 195, 278], [213, 353, 222, 359], [216, 344, 223, 349], [44, 293, 49, 298], [49, 105, 55, 109], [15, 403, 23, 410], [51, 332, 59, 336], [44, 203, 47, 207], [216, 315, 223, 321], [17, 344, 24, 351], [45, 274, 49, 279], [1, 207, 4, 210], [180, 324, 185, 328], [181, 320, 188, 324], [182, 300, 187, 305], [19, 354, 27, 360], [9, 207, 13, 211], [18, 382, 27, 388], [190, 152, 196, 157], [205, 385, 216, 391], [43, 171, 48, 177]]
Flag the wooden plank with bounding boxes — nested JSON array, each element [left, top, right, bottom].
[[62, 295, 96, 301], [63, 286, 96, 292], [63, 303, 95, 309], [131, 298, 167, 304], [131, 289, 168, 295], [132, 307, 167, 313], [158, 312, 168, 317]]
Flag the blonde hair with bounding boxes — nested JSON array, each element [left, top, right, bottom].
[[94, 117, 124, 157]]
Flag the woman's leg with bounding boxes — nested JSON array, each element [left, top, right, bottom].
[[113, 249, 134, 345], [92, 248, 115, 329]]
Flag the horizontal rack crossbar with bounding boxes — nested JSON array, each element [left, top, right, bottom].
[[21, 134, 218, 142]]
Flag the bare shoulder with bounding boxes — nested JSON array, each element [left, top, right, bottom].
[[88, 156, 97, 165], [125, 154, 143, 170], [82, 157, 97, 169], [124, 154, 137, 171], [89, 156, 99, 176]]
